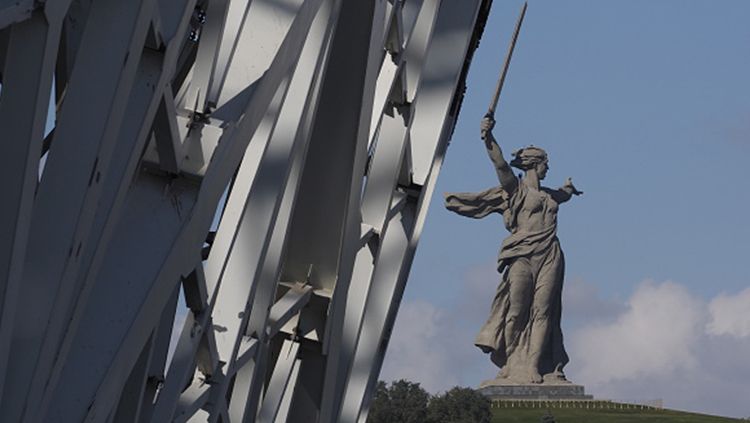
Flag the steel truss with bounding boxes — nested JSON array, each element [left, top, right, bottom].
[[0, 0, 490, 421]]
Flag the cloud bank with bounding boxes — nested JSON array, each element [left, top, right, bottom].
[[381, 269, 750, 418], [380, 263, 500, 393], [568, 281, 705, 385]]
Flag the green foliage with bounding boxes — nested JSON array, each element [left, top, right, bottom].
[[491, 407, 744, 422], [367, 380, 430, 423], [368, 381, 743, 423], [367, 381, 491, 423], [426, 387, 492, 423]]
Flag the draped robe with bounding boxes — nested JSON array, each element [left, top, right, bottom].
[[444, 182, 569, 380]]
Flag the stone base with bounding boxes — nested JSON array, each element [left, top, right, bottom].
[[478, 383, 593, 400]]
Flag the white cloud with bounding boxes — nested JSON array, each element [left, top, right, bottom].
[[566, 280, 750, 418], [568, 281, 705, 385], [382, 271, 750, 418], [707, 286, 750, 338], [380, 262, 499, 393], [380, 301, 457, 392]]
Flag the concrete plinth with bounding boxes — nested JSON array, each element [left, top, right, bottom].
[[478, 383, 593, 400]]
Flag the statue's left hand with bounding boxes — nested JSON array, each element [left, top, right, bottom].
[[564, 177, 583, 196]]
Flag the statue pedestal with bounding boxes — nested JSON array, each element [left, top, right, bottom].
[[478, 380, 593, 400]]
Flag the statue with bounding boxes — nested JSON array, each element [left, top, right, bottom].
[[444, 116, 582, 384]]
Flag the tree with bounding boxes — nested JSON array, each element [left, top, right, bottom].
[[425, 387, 492, 423], [367, 380, 430, 423]]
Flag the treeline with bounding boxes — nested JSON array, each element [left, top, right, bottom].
[[367, 380, 492, 423]]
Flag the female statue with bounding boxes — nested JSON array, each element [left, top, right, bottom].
[[445, 117, 582, 384]]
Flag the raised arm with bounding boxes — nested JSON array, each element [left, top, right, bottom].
[[481, 117, 518, 193]]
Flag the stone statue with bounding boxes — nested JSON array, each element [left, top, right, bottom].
[[444, 116, 582, 384]]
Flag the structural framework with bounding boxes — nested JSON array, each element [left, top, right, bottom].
[[0, 0, 490, 421]]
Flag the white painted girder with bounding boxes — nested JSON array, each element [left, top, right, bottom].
[[0, 0, 491, 421], [0, 0, 34, 30], [0, 7, 64, 405]]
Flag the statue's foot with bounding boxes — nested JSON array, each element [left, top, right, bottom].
[[497, 366, 510, 379], [526, 368, 543, 384], [542, 371, 570, 384]]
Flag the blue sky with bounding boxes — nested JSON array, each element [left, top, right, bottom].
[[382, 0, 750, 418]]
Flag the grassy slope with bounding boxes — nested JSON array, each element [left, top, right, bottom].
[[492, 407, 743, 423]]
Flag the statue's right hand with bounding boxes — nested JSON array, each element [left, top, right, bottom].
[[480, 116, 495, 140]]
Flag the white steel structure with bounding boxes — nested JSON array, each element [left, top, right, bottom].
[[0, 0, 491, 421]]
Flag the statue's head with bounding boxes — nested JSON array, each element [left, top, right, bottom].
[[510, 146, 548, 180]]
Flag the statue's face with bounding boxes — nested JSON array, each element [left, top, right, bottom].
[[536, 161, 548, 180]]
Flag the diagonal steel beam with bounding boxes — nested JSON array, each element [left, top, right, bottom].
[[0, 8, 64, 404]]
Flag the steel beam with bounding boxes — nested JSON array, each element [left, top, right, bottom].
[[0, 0, 492, 420], [0, 8, 63, 404], [0, 0, 34, 30]]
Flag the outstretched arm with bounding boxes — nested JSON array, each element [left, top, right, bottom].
[[549, 177, 583, 203], [481, 117, 518, 193]]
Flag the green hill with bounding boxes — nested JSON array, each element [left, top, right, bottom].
[[492, 406, 744, 422]]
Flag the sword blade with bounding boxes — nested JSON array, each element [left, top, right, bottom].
[[487, 1, 527, 117]]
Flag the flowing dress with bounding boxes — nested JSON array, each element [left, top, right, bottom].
[[445, 181, 569, 380]]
